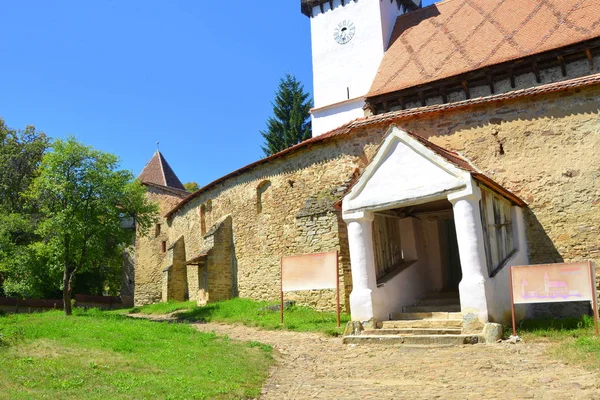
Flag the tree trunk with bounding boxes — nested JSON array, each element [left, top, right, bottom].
[[63, 269, 72, 316]]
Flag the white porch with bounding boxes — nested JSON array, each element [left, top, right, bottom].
[[342, 127, 529, 326]]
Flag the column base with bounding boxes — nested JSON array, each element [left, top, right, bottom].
[[350, 288, 376, 322], [459, 277, 489, 328]]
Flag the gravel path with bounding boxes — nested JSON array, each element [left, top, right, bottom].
[[191, 322, 600, 400]]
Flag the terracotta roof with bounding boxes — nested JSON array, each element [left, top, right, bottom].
[[368, 0, 600, 97], [138, 151, 186, 191], [165, 72, 600, 219]]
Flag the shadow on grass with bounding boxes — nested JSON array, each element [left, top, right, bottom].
[[511, 315, 596, 341], [173, 298, 350, 336]]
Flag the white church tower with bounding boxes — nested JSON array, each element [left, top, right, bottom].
[[302, 0, 421, 136]]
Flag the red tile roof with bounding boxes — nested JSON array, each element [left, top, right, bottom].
[[165, 72, 600, 218], [368, 0, 600, 97], [138, 151, 186, 191]]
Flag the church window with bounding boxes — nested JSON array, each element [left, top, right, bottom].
[[480, 187, 516, 276], [257, 180, 271, 214], [155, 224, 161, 237]]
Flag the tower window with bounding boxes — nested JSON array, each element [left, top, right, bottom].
[[257, 180, 272, 214], [155, 224, 161, 237], [161, 241, 167, 253]]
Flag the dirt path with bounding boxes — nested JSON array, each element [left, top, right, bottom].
[[191, 322, 600, 400]]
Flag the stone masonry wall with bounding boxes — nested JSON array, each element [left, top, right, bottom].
[[206, 215, 235, 302], [163, 83, 600, 311], [163, 236, 188, 302], [167, 134, 381, 312], [134, 186, 186, 306]]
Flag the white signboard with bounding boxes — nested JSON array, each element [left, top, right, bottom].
[[281, 251, 338, 293]]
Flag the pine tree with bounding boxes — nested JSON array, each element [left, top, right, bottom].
[[260, 74, 313, 156]]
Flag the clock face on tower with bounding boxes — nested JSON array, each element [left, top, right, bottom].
[[333, 20, 356, 45]]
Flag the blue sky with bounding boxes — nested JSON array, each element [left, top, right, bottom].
[[0, 0, 439, 186]]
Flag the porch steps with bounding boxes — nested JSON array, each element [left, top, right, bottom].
[[343, 334, 480, 346], [342, 292, 479, 346], [362, 327, 462, 335], [389, 311, 462, 320], [402, 305, 461, 313], [423, 292, 460, 300], [382, 318, 462, 329], [413, 297, 460, 306]]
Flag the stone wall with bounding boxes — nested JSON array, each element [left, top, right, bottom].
[[133, 186, 187, 306], [163, 235, 188, 302], [159, 83, 599, 312], [167, 135, 380, 312]]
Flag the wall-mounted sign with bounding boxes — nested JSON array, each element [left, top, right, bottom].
[[280, 251, 340, 327], [509, 261, 598, 336]]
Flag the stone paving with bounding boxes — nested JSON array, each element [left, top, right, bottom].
[[192, 322, 600, 400]]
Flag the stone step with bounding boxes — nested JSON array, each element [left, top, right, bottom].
[[423, 292, 460, 300], [382, 319, 463, 329], [403, 305, 461, 313], [414, 297, 460, 306], [343, 334, 480, 346], [362, 328, 462, 336], [389, 311, 462, 320]]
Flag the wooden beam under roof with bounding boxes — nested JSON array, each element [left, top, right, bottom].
[[367, 38, 600, 114]]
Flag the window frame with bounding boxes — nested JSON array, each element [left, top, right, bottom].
[[479, 185, 517, 277]]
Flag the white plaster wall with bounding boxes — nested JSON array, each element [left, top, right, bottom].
[[310, 0, 391, 112], [485, 206, 530, 324], [345, 138, 468, 211], [379, 0, 402, 50], [374, 261, 428, 319], [311, 98, 365, 136]]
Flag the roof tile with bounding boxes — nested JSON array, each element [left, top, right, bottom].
[[368, 0, 600, 97], [138, 151, 186, 191]]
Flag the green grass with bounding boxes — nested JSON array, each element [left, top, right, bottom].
[[515, 315, 600, 369], [131, 298, 350, 336], [0, 309, 273, 400], [128, 300, 197, 315]]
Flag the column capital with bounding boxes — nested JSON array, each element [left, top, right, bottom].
[[342, 210, 375, 223], [448, 178, 482, 204]]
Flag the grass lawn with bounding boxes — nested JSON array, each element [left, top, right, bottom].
[[516, 315, 600, 369], [0, 309, 273, 400], [130, 298, 350, 336]]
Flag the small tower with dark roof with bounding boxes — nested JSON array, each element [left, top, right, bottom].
[[138, 150, 186, 192], [133, 150, 189, 306]]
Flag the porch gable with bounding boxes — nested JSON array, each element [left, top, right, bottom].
[[343, 126, 471, 214]]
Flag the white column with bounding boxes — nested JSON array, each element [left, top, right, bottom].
[[344, 210, 378, 322], [449, 183, 490, 323]]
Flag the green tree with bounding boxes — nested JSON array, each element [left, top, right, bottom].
[[260, 74, 312, 156], [184, 181, 200, 193], [0, 120, 50, 297], [28, 137, 158, 314]]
